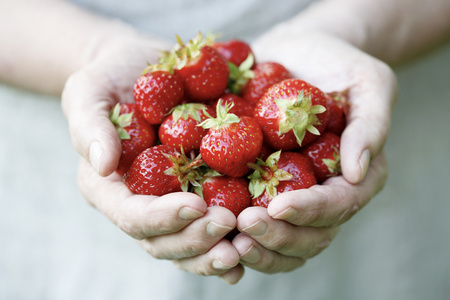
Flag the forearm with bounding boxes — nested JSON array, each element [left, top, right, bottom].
[[268, 0, 450, 65], [0, 0, 166, 95]]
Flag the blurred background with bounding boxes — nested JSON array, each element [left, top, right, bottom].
[[1, 40, 449, 300]]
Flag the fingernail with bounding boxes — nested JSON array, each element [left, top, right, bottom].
[[178, 207, 204, 220], [212, 259, 234, 270], [206, 222, 233, 237], [273, 207, 298, 220], [240, 245, 260, 264], [359, 149, 370, 181], [242, 220, 267, 236], [89, 141, 103, 174]]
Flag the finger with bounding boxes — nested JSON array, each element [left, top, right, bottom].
[[236, 207, 339, 259], [341, 61, 397, 183], [219, 264, 245, 285], [77, 159, 208, 240], [267, 151, 388, 227], [138, 206, 236, 260], [172, 238, 240, 277], [61, 65, 131, 176], [232, 233, 306, 274]]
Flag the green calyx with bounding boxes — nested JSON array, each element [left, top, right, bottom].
[[248, 150, 293, 199], [275, 91, 326, 146], [228, 53, 255, 94], [141, 61, 175, 75], [149, 32, 210, 74], [110, 103, 132, 140], [162, 32, 208, 70], [198, 98, 240, 129], [170, 103, 208, 123], [192, 168, 222, 199], [163, 149, 204, 192], [322, 147, 342, 175]]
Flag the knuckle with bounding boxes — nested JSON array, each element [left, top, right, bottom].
[[336, 202, 360, 224], [303, 238, 332, 259], [143, 242, 167, 260], [300, 194, 329, 226], [115, 212, 144, 240], [179, 238, 211, 258]]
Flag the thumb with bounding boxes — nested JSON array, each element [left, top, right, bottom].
[[62, 68, 124, 176], [340, 63, 397, 184]]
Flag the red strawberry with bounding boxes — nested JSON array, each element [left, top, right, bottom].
[[134, 67, 184, 124], [239, 61, 292, 104], [170, 33, 229, 102], [199, 100, 263, 177], [158, 103, 211, 153], [124, 144, 203, 196], [325, 90, 350, 136], [212, 38, 255, 68], [249, 150, 317, 208], [254, 78, 329, 150], [212, 93, 255, 118], [301, 132, 342, 183], [110, 103, 157, 176], [198, 175, 251, 217]]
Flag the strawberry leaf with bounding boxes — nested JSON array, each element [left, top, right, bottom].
[[227, 53, 255, 94], [198, 99, 240, 129], [110, 103, 132, 140]]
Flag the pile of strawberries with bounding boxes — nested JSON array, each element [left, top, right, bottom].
[[110, 32, 349, 217]]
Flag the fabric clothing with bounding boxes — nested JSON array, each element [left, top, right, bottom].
[[70, 0, 316, 41], [1, 1, 450, 299]]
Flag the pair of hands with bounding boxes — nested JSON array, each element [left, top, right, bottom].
[[62, 31, 396, 284]]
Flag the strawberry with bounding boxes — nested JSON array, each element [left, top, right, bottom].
[[249, 150, 317, 208], [168, 33, 229, 102], [199, 100, 263, 178], [238, 61, 292, 104], [300, 132, 342, 183], [325, 90, 350, 136], [133, 67, 184, 124], [212, 93, 255, 118], [211, 38, 255, 68], [197, 175, 251, 218], [254, 78, 329, 150], [110, 103, 157, 176], [124, 144, 203, 196], [158, 103, 211, 153]]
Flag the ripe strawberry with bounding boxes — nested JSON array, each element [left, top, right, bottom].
[[249, 150, 317, 208], [124, 145, 203, 196], [199, 100, 263, 177], [239, 61, 292, 104], [158, 103, 211, 153], [110, 103, 157, 176], [325, 90, 350, 136], [254, 78, 329, 150], [198, 175, 251, 217], [212, 93, 255, 118], [134, 67, 184, 124], [169, 33, 229, 102], [211, 38, 255, 68], [300, 132, 342, 183]]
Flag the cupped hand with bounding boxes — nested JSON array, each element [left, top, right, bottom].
[[63, 37, 243, 282], [252, 30, 397, 184], [78, 159, 242, 280], [231, 30, 396, 274], [233, 152, 387, 273]]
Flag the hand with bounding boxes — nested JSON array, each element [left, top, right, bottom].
[[77, 159, 242, 279], [231, 30, 396, 274], [63, 38, 243, 282]]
